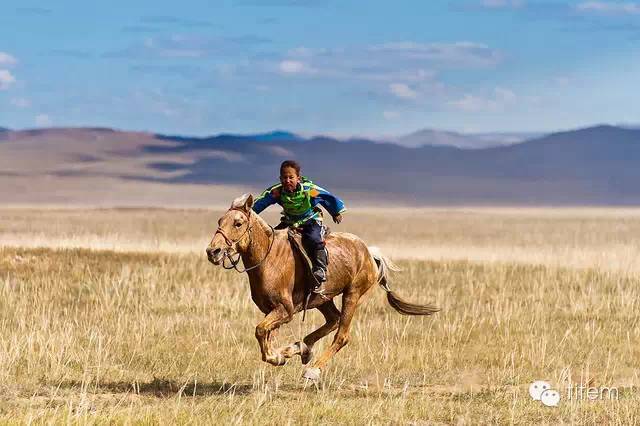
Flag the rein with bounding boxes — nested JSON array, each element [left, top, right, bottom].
[[214, 209, 275, 273]]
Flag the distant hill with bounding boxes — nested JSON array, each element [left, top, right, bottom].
[[391, 128, 544, 149], [248, 130, 301, 142], [393, 129, 489, 149], [148, 124, 640, 204], [0, 124, 639, 205], [470, 131, 545, 145]]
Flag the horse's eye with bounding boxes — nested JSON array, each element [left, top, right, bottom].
[[234, 222, 242, 228]]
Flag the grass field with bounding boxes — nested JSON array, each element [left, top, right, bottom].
[[1, 207, 639, 424]]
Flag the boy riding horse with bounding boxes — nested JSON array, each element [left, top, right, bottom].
[[252, 160, 346, 294]]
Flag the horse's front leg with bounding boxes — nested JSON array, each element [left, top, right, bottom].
[[275, 300, 340, 364], [255, 304, 293, 366]]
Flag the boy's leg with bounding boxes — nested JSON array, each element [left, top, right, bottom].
[[301, 220, 328, 291]]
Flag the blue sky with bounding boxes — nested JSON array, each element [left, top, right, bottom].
[[0, 0, 638, 136]]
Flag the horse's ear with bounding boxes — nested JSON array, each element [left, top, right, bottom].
[[243, 194, 254, 212], [231, 193, 254, 211]]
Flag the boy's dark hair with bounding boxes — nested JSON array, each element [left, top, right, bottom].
[[280, 160, 301, 176]]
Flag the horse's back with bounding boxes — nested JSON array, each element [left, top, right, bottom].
[[325, 231, 368, 251], [280, 228, 375, 279], [325, 231, 376, 275]]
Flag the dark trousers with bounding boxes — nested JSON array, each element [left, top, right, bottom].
[[277, 220, 325, 252], [300, 220, 325, 252], [278, 220, 328, 283]]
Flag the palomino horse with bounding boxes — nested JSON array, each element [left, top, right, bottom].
[[206, 194, 439, 380]]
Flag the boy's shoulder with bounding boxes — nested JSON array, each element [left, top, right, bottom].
[[300, 176, 316, 189], [259, 177, 322, 199], [262, 182, 283, 199], [301, 177, 329, 193], [301, 177, 324, 196]]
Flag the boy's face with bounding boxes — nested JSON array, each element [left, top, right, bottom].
[[280, 167, 300, 192]]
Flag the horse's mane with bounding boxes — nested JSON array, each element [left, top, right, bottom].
[[230, 193, 272, 234]]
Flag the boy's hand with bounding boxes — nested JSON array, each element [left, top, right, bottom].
[[333, 214, 342, 224]]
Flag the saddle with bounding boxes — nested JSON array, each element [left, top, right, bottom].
[[286, 226, 332, 320], [285, 225, 331, 273]]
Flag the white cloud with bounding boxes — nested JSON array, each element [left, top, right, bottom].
[[449, 87, 517, 112], [389, 83, 418, 99], [552, 76, 572, 86], [35, 114, 52, 127], [369, 41, 502, 69], [449, 94, 488, 112], [0, 69, 16, 90], [273, 41, 501, 83], [10, 97, 30, 108], [494, 87, 516, 103], [287, 47, 317, 57], [383, 110, 400, 120], [109, 34, 269, 59], [481, 0, 525, 8], [576, 1, 640, 14], [129, 88, 193, 120], [0, 52, 17, 66], [279, 60, 307, 74]]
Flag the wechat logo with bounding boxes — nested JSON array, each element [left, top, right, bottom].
[[529, 380, 560, 407]]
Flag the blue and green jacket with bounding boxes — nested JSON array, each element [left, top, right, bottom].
[[253, 177, 346, 226]]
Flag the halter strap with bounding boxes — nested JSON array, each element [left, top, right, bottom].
[[213, 208, 275, 273], [214, 208, 252, 246]]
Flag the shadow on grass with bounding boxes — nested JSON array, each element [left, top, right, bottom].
[[56, 377, 326, 397], [56, 375, 408, 398], [58, 377, 255, 397]]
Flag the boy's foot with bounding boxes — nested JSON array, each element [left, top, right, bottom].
[[312, 288, 326, 298], [311, 280, 330, 301], [312, 267, 326, 284], [312, 267, 326, 295], [310, 247, 328, 296]]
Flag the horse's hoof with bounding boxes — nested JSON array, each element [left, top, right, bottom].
[[303, 367, 321, 381], [267, 353, 287, 366], [274, 353, 287, 366], [298, 342, 312, 365]]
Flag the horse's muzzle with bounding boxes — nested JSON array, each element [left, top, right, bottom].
[[206, 247, 224, 265]]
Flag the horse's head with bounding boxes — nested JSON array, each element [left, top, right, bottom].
[[206, 194, 254, 265]]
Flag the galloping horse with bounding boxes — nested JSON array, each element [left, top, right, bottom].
[[206, 194, 439, 380]]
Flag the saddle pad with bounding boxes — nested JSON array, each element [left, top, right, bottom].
[[286, 225, 331, 237], [286, 228, 330, 277], [287, 229, 314, 275]]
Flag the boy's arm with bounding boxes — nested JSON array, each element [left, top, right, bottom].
[[310, 184, 346, 219], [252, 186, 279, 214]]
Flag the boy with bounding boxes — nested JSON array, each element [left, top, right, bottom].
[[252, 160, 346, 293]]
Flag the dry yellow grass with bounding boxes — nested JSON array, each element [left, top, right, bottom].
[[0, 207, 639, 423], [3, 207, 640, 273]]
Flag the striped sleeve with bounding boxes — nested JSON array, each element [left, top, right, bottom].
[[309, 184, 346, 217], [252, 184, 280, 214]]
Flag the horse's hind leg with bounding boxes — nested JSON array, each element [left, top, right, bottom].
[[277, 300, 340, 364], [301, 301, 340, 364], [303, 291, 360, 380]]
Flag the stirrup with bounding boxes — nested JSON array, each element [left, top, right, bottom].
[[311, 284, 330, 302], [312, 282, 326, 294], [312, 268, 326, 282]]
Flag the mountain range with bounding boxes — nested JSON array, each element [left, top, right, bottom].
[[0, 124, 638, 205], [391, 129, 543, 149]]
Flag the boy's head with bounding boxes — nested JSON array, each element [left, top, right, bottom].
[[280, 160, 301, 192]]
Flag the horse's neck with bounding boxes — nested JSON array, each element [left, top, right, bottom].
[[240, 213, 273, 268]]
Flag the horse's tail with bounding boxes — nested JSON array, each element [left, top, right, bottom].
[[368, 246, 440, 316]]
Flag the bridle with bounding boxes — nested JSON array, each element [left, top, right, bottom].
[[213, 208, 275, 273]]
